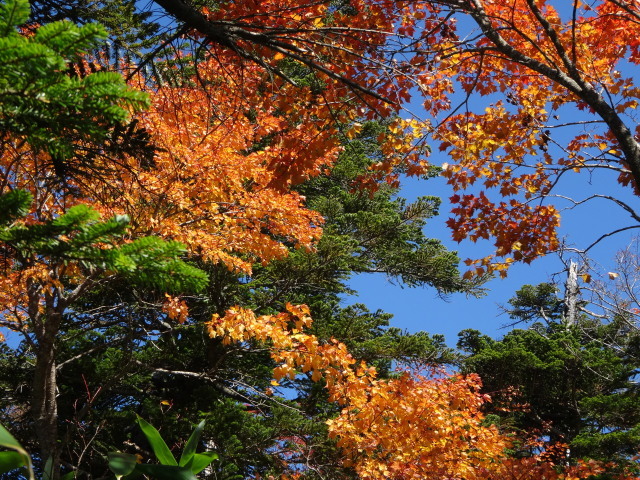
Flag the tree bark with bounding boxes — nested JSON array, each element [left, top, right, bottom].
[[30, 280, 65, 480], [32, 338, 60, 478], [563, 261, 579, 327]]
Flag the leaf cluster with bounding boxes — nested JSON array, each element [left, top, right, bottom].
[[108, 417, 218, 480], [29, 0, 160, 53]]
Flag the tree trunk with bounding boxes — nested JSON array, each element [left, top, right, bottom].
[[563, 261, 579, 327], [30, 280, 64, 480], [32, 339, 60, 479]]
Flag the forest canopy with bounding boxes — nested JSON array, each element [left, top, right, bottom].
[[0, 0, 639, 479]]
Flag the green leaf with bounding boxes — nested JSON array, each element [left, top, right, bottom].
[[52, 204, 100, 228], [43, 455, 54, 480], [133, 464, 197, 480], [0, 422, 23, 451], [36, 21, 107, 57], [108, 452, 138, 479], [0, 422, 33, 480], [189, 452, 218, 474], [0, 451, 25, 474], [0, 189, 32, 225], [179, 420, 205, 467], [136, 416, 177, 466]]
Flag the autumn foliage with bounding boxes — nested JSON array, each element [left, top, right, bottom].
[[206, 302, 625, 479], [422, 0, 640, 275], [98, 64, 330, 274], [149, 0, 640, 277], [3, 0, 640, 478]]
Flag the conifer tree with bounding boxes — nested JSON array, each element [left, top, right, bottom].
[[459, 283, 640, 474], [0, 122, 468, 479]]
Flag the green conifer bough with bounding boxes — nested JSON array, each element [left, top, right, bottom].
[[0, 0, 149, 170]]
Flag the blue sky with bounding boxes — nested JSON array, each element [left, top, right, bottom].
[[345, 162, 640, 348]]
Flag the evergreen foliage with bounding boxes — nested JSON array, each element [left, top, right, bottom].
[[28, 0, 161, 56], [297, 121, 482, 294], [0, 191, 207, 293], [459, 284, 640, 473], [0, 0, 148, 168]]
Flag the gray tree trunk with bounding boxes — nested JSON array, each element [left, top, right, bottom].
[[563, 261, 579, 327]]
